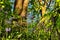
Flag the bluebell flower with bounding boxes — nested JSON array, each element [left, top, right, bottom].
[[5, 28, 11, 32]]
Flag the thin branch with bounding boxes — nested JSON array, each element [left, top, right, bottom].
[[47, 0, 52, 9]]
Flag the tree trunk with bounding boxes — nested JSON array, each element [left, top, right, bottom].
[[14, 0, 29, 26], [33, 0, 47, 33], [39, 0, 46, 16], [36, 0, 47, 27]]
